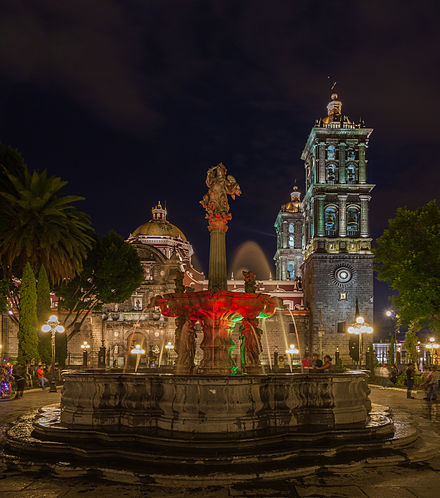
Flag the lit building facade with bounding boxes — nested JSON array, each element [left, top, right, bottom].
[[300, 93, 374, 361]]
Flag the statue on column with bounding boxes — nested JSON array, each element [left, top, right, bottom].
[[200, 163, 241, 232]]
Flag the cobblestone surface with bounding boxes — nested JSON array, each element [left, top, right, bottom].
[[1, 386, 440, 496]]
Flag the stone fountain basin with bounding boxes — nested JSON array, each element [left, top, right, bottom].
[[59, 370, 372, 437]]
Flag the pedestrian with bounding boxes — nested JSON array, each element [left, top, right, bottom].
[[311, 353, 323, 369], [406, 362, 416, 399], [390, 364, 398, 385], [36, 364, 48, 390], [13, 364, 25, 399], [376, 364, 389, 387], [302, 353, 310, 369], [424, 366, 440, 401], [315, 355, 332, 372]]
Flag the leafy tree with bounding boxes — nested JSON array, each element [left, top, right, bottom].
[[17, 262, 39, 365], [388, 335, 395, 367], [36, 265, 52, 364], [0, 168, 94, 284], [57, 231, 144, 339], [0, 141, 26, 195], [404, 325, 419, 365], [0, 142, 27, 317], [374, 200, 440, 330]]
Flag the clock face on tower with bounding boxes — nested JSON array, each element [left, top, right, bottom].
[[334, 267, 352, 284]]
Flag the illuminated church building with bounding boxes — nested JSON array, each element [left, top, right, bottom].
[[86, 92, 374, 366]]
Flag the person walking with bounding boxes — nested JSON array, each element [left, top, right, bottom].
[[13, 364, 25, 399], [406, 362, 416, 399], [424, 366, 440, 401], [36, 364, 48, 390]]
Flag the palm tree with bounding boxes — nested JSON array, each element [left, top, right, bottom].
[[0, 168, 94, 284]]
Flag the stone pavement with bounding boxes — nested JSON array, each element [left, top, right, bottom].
[[0, 387, 439, 497]]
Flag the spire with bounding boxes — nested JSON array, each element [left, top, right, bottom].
[[152, 201, 167, 221]]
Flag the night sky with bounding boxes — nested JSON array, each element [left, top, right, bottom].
[[1, 1, 439, 336]]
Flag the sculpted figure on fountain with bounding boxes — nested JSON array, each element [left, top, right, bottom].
[[200, 162, 241, 232]]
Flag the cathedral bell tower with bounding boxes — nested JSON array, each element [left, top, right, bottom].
[[274, 186, 304, 280], [301, 93, 374, 361]]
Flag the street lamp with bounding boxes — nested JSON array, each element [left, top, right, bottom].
[[347, 315, 373, 368], [285, 344, 299, 369], [130, 344, 145, 372], [41, 315, 65, 392], [425, 337, 440, 366], [81, 341, 91, 367], [165, 341, 174, 365]]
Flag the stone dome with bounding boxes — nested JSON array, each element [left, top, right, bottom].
[[132, 202, 187, 241]]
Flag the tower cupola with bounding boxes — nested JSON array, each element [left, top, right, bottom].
[[326, 93, 343, 120], [152, 201, 167, 221]]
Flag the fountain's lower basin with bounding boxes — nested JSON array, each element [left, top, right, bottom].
[[58, 370, 372, 437]]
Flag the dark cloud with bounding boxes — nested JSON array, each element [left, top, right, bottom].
[[0, 0, 159, 130]]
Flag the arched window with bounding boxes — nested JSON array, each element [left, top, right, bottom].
[[289, 223, 294, 233], [287, 262, 295, 280], [288, 235, 294, 248], [326, 164, 337, 184], [327, 145, 336, 160], [346, 147, 356, 160], [324, 206, 338, 236], [346, 206, 360, 236], [346, 164, 356, 184]]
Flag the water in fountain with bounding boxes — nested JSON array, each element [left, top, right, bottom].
[[230, 240, 273, 280]]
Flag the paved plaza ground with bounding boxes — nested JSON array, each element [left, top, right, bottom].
[[0, 385, 440, 497]]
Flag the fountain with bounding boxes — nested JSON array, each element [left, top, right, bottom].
[[5, 163, 407, 483]]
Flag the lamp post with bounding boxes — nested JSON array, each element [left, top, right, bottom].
[[130, 344, 145, 372], [41, 315, 65, 392], [81, 341, 91, 367], [285, 344, 299, 370], [425, 337, 440, 366], [347, 315, 373, 368], [165, 341, 174, 366]]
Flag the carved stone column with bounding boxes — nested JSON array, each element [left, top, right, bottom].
[[318, 142, 326, 183], [339, 142, 346, 184], [316, 195, 325, 237], [338, 195, 348, 237], [358, 143, 367, 184], [360, 195, 370, 237]]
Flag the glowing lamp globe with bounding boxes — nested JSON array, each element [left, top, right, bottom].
[[55, 325, 65, 333], [41, 324, 51, 333], [49, 315, 58, 322]]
